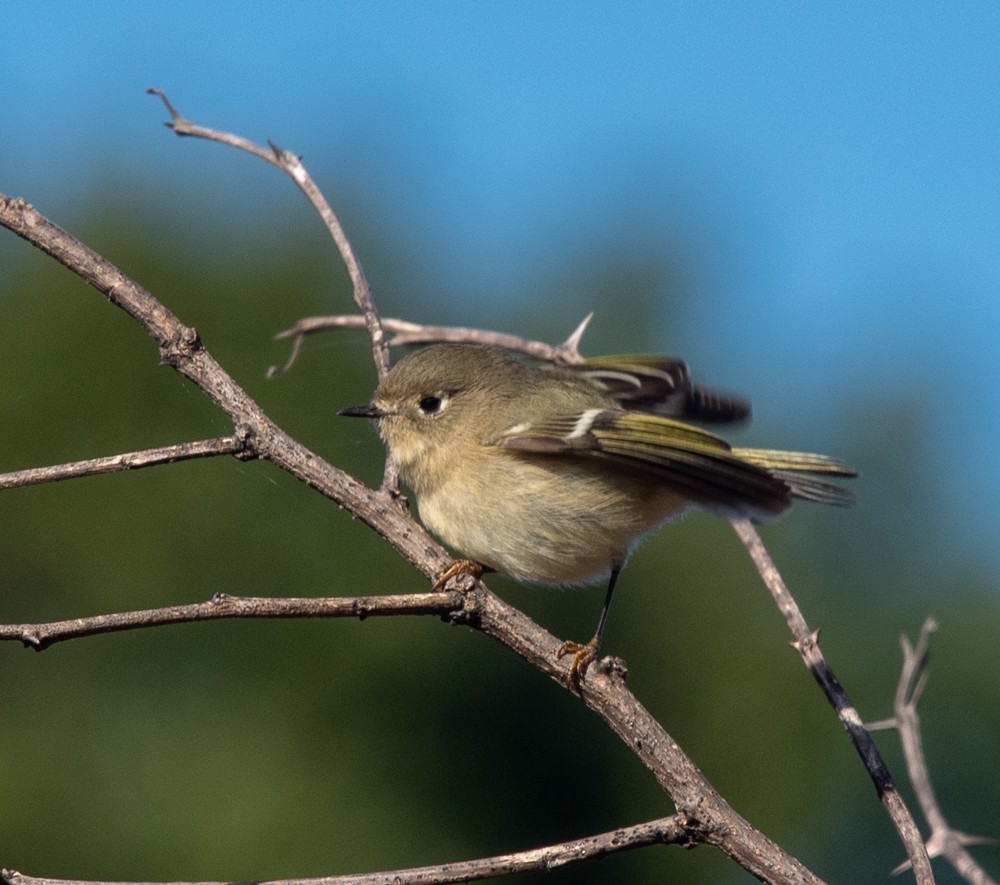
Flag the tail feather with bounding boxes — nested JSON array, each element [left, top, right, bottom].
[[734, 447, 857, 507]]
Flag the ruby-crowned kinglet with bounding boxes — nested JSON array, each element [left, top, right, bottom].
[[340, 343, 856, 681]]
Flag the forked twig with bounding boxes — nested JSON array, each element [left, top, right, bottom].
[[267, 313, 593, 377], [869, 619, 997, 883]]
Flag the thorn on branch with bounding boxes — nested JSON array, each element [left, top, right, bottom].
[[557, 312, 593, 362], [233, 423, 258, 460], [789, 628, 821, 654], [159, 325, 202, 366]]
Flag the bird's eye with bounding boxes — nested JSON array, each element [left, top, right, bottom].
[[418, 394, 445, 416]]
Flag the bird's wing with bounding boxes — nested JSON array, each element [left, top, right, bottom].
[[571, 355, 751, 424], [496, 410, 854, 516]]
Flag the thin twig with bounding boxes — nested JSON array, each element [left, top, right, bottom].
[[267, 313, 592, 378], [0, 591, 463, 650], [0, 436, 249, 490], [5, 814, 688, 885], [145, 88, 390, 383], [729, 518, 936, 884], [887, 619, 998, 883]]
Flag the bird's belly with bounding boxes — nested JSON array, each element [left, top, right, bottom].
[[417, 458, 686, 585]]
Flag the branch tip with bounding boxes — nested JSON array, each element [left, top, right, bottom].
[[146, 87, 184, 126]]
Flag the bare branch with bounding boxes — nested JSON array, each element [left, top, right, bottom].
[[0, 436, 249, 490], [889, 619, 998, 884], [268, 314, 592, 378], [0, 591, 463, 650], [0, 576, 828, 882], [5, 815, 687, 885], [146, 88, 390, 383], [729, 518, 935, 884], [3, 580, 826, 884]]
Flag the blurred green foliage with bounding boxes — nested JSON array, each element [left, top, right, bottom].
[[1, 176, 998, 885]]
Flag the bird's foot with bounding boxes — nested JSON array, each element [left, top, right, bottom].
[[557, 636, 600, 690]]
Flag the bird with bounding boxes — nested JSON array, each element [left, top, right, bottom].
[[340, 343, 856, 684]]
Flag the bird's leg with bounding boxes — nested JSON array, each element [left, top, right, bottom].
[[433, 559, 488, 590], [557, 565, 621, 688]]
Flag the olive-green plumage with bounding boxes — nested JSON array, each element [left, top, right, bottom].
[[342, 343, 854, 586]]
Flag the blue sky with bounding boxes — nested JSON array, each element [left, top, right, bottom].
[[4, 3, 1000, 566]]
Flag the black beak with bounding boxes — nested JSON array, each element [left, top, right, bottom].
[[338, 404, 386, 419]]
